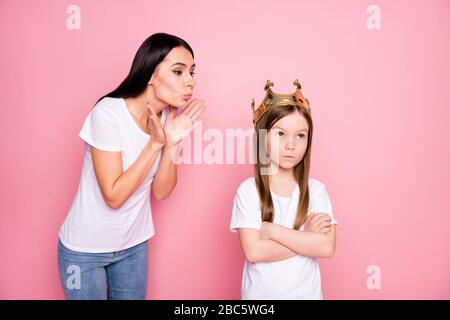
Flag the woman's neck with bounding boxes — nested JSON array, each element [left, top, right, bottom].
[[125, 90, 166, 121]]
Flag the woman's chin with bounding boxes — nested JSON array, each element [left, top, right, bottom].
[[170, 101, 187, 108]]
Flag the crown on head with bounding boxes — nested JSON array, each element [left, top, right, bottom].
[[251, 79, 311, 125]]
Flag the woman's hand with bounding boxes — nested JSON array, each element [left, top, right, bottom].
[[163, 99, 206, 147], [304, 213, 332, 234], [146, 102, 166, 149]]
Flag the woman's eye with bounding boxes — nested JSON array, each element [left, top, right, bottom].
[[173, 70, 182, 76], [190, 72, 196, 77], [297, 134, 305, 139], [277, 131, 284, 137]]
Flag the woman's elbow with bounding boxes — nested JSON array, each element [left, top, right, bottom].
[[102, 193, 123, 209], [153, 190, 169, 201]]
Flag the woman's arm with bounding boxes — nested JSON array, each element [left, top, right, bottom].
[[151, 144, 178, 200], [92, 104, 166, 209], [237, 228, 297, 263], [264, 221, 336, 258], [92, 140, 164, 209], [151, 101, 205, 200]]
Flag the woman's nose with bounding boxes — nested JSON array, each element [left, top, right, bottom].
[[186, 75, 195, 88]]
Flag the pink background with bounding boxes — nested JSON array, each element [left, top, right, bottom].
[[1, 0, 449, 299]]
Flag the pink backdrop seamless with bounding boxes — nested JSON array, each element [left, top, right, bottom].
[[1, 0, 449, 299]]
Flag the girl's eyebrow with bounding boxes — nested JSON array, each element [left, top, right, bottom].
[[272, 125, 308, 132]]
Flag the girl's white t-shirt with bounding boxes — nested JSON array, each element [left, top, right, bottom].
[[229, 177, 338, 300], [59, 97, 169, 253]]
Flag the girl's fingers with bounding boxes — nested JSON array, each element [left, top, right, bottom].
[[307, 213, 315, 220], [320, 227, 331, 234], [321, 222, 332, 229], [311, 213, 327, 224], [305, 214, 314, 225]]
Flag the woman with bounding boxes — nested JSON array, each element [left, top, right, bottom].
[[58, 33, 205, 300]]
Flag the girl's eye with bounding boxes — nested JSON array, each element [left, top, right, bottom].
[[297, 134, 305, 139], [277, 131, 284, 137], [173, 70, 182, 76], [190, 72, 196, 77]]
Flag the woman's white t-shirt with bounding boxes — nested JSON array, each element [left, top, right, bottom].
[[59, 97, 169, 253], [229, 177, 338, 300]]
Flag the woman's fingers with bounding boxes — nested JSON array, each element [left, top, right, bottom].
[[193, 117, 206, 130], [168, 106, 177, 120], [181, 98, 200, 116], [147, 113, 160, 132], [146, 102, 158, 117], [191, 105, 206, 121], [186, 99, 205, 118]]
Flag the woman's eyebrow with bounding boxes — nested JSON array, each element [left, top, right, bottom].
[[171, 62, 196, 69]]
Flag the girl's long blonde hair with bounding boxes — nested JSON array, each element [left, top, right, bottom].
[[254, 104, 313, 230]]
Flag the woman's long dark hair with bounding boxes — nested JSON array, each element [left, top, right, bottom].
[[98, 33, 194, 102]]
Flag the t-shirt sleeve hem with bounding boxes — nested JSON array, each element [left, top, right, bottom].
[[229, 224, 261, 233], [79, 132, 122, 152]]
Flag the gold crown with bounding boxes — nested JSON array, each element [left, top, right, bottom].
[[251, 79, 311, 125]]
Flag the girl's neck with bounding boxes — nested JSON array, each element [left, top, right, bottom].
[[268, 163, 297, 197]]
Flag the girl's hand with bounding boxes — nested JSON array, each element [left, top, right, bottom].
[[163, 99, 206, 147], [304, 213, 332, 234], [146, 102, 166, 149], [260, 221, 273, 240]]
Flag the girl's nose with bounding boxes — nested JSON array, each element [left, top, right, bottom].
[[285, 138, 295, 150]]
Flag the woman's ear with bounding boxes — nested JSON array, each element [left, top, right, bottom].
[[148, 75, 154, 86], [148, 65, 160, 86]]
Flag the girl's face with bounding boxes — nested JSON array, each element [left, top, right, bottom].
[[148, 46, 196, 108], [267, 110, 309, 170]]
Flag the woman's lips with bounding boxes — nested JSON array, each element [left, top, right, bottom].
[[183, 94, 192, 100]]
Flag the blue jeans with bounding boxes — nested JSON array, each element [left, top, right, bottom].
[[57, 239, 148, 300]]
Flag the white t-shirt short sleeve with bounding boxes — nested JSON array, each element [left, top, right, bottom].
[[79, 101, 123, 152], [230, 179, 262, 232], [308, 181, 338, 225]]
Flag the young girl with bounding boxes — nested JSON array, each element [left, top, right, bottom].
[[230, 80, 338, 300], [58, 33, 205, 300]]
